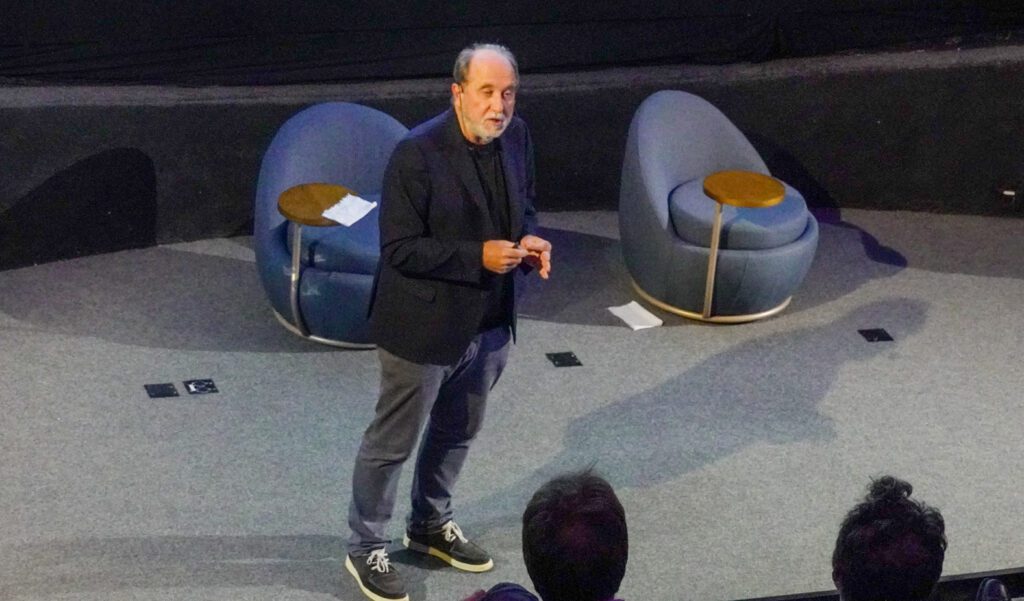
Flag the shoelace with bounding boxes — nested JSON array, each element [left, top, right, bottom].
[[442, 521, 469, 544], [366, 548, 393, 573]]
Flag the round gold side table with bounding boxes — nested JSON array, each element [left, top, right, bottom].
[[700, 170, 785, 319], [277, 182, 354, 339]]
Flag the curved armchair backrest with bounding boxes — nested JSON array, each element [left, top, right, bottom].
[[632, 90, 767, 210], [254, 102, 409, 237], [620, 90, 817, 318]]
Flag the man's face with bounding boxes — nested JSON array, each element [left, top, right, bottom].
[[452, 49, 517, 145]]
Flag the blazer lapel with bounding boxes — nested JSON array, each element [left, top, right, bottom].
[[441, 110, 488, 216]]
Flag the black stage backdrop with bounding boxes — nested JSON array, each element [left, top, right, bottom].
[[3, 1, 1024, 85]]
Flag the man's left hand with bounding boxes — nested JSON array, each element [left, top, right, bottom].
[[519, 235, 552, 279]]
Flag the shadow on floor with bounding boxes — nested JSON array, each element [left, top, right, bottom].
[[516, 225, 637, 327], [463, 297, 929, 530], [0, 246, 320, 353], [3, 535, 335, 599], [1, 534, 449, 600], [518, 217, 907, 326], [0, 206, 929, 345]]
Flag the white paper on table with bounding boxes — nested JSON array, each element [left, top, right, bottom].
[[322, 193, 377, 226], [608, 301, 663, 330]]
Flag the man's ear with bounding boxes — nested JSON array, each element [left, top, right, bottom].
[[451, 83, 462, 107]]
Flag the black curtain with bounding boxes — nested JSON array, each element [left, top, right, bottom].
[[2, 1, 1023, 85]]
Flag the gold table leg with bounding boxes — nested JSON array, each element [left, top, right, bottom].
[[702, 202, 724, 318], [288, 222, 309, 335]]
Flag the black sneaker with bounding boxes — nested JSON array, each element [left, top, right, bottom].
[[403, 520, 493, 572], [345, 548, 409, 601]]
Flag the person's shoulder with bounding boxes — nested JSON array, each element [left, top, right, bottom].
[[508, 114, 529, 129], [386, 133, 431, 175], [407, 110, 452, 142], [388, 135, 421, 161], [502, 115, 531, 149], [394, 110, 445, 148], [506, 114, 529, 135], [392, 110, 451, 161]]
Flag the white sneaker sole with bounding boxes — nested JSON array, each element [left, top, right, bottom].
[[402, 534, 494, 573], [345, 555, 410, 601]]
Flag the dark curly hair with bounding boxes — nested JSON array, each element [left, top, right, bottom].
[[522, 469, 628, 601], [832, 476, 947, 601]]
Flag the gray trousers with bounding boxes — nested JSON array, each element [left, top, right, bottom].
[[347, 326, 511, 555]]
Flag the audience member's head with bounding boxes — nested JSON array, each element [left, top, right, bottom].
[[522, 469, 627, 601], [832, 476, 946, 601]]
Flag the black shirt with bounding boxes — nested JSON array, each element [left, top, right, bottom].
[[469, 140, 513, 333], [471, 140, 510, 239]]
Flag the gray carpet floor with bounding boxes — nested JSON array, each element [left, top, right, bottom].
[[1, 209, 1022, 601]]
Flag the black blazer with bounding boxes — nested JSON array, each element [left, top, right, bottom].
[[369, 108, 539, 365]]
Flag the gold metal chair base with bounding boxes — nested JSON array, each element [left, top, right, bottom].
[[273, 309, 376, 349], [630, 279, 792, 324]]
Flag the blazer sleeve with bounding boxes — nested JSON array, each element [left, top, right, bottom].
[[379, 139, 485, 284]]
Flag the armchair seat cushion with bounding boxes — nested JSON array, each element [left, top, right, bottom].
[[669, 178, 809, 250], [284, 192, 380, 275]]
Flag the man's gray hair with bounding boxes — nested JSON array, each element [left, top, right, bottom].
[[452, 43, 519, 84]]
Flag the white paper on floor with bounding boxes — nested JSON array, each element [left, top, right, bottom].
[[322, 193, 377, 226], [608, 301, 663, 330]]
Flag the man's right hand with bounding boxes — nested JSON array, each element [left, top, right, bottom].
[[483, 240, 528, 274]]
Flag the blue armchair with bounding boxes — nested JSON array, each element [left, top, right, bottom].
[[254, 102, 408, 346], [619, 91, 818, 322]]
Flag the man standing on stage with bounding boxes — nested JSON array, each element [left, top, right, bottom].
[[345, 43, 552, 601]]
